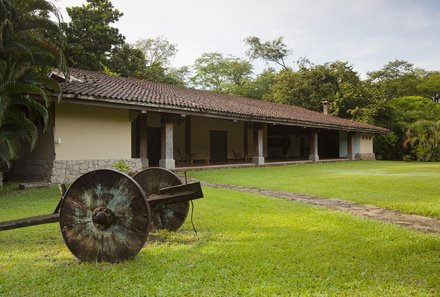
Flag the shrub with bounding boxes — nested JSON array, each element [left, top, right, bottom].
[[112, 160, 131, 173]]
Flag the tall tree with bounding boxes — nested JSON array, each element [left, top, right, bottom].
[[245, 36, 291, 70], [135, 36, 177, 68], [191, 52, 253, 95], [367, 60, 425, 99], [246, 68, 278, 100], [107, 44, 146, 78], [267, 61, 363, 113], [0, 0, 66, 167], [417, 72, 440, 103], [133, 36, 187, 85], [64, 0, 124, 71]]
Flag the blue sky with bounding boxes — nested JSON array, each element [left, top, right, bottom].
[[54, 0, 440, 77]]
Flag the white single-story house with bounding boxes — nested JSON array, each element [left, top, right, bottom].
[[11, 68, 388, 183]]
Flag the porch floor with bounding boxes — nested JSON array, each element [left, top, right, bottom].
[[175, 158, 349, 172]]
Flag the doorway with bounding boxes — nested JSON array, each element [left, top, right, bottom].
[[210, 130, 227, 163], [147, 127, 161, 166]]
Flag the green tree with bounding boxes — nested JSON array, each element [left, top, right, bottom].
[[191, 52, 253, 94], [134, 36, 187, 85], [267, 61, 362, 113], [0, 0, 66, 167], [135, 36, 177, 68], [244, 36, 291, 70], [371, 96, 440, 160], [246, 68, 278, 100], [107, 44, 147, 78], [347, 82, 391, 126], [367, 60, 425, 99], [391, 96, 440, 125], [64, 0, 124, 71], [417, 72, 440, 102], [405, 120, 440, 161]]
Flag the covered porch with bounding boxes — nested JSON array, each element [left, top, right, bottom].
[[131, 111, 360, 170]]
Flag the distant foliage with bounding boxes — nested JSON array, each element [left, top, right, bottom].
[[417, 72, 440, 103], [245, 36, 291, 70], [405, 120, 440, 161], [191, 52, 253, 95]]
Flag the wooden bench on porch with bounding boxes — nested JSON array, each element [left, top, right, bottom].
[[190, 153, 210, 166]]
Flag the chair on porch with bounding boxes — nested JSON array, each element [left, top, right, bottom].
[[231, 148, 243, 160], [176, 148, 190, 165]]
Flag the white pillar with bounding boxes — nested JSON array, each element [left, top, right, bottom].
[[347, 132, 355, 160], [309, 131, 319, 162], [159, 115, 175, 169], [253, 124, 265, 165]]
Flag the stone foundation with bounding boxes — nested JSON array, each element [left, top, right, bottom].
[[355, 153, 376, 161], [10, 159, 143, 183]]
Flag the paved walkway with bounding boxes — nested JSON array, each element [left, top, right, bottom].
[[201, 181, 440, 234]]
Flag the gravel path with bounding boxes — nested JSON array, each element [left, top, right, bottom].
[[201, 181, 440, 234]]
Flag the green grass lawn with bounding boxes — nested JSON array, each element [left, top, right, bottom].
[[1, 183, 440, 296], [188, 161, 440, 219]]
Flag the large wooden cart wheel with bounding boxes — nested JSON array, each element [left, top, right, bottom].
[[59, 170, 150, 263], [133, 168, 189, 232]]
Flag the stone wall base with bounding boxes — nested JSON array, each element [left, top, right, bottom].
[[159, 158, 176, 170], [252, 156, 265, 165], [355, 153, 376, 161], [309, 154, 319, 162], [9, 159, 143, 183]]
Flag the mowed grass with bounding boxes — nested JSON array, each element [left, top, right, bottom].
[[189, 161, 440, 218], [1, 184, 440, 296]]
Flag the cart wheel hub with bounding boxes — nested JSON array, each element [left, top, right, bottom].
[[92, 207, 115, 230]]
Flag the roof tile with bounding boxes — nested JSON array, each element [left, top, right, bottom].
[[61, 68, 388, 133]]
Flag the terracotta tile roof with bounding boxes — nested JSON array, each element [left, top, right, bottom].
[[60, 68, 388, 134]]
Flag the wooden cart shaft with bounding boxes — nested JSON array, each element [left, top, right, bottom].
[[0, 213, 59, 231]]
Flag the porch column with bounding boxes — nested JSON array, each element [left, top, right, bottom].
[[139, 112, 149, 168], [253, 123, 265, 165], [347, 132, 354, 160], [159, 115, 175, 169], [185, 116, 191, 156], [283, 126, 289, 159], [309, 130, 319, 162], [243, 122, 248, 162]]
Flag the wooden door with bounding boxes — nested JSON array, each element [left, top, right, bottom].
[[210, 131, 227, 162]]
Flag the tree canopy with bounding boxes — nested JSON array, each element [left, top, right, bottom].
[[64, 0, 124, 71], [191, 52, 253, 95], [0, 0, 66, 167], [245, 36, 291, 70]]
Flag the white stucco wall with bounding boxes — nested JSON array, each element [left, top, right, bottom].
[[352, 133, 374, 154], [353, 134, 361, 154], [54, 103, 131, 160], [360, 134, 374, 154]]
